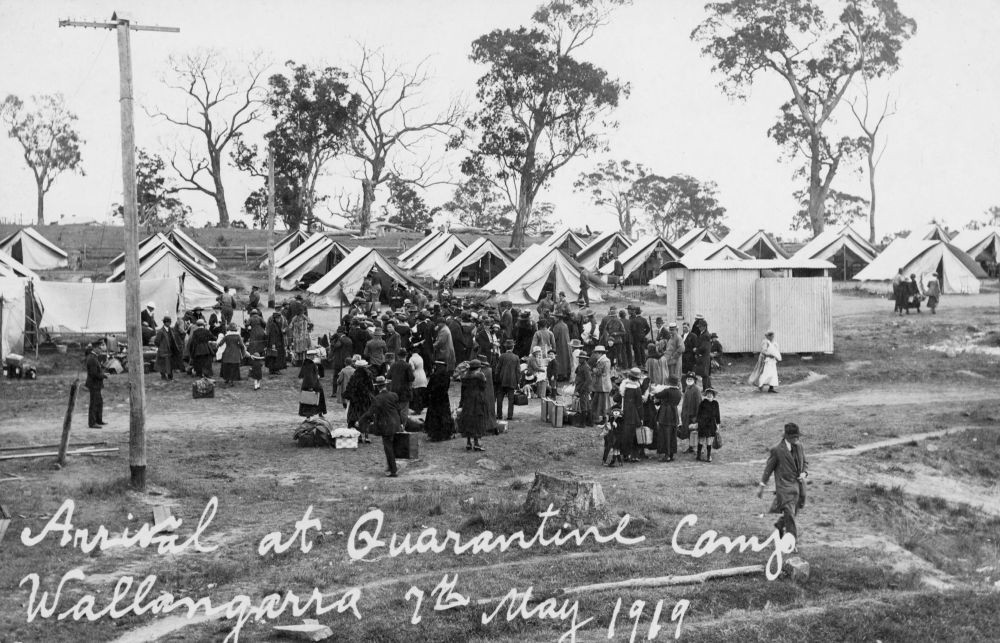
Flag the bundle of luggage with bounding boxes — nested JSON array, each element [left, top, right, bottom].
[[192, 377, 215, 399], [294, 417, 335, 447]]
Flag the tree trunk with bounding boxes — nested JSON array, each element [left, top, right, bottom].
[[867, 145, 877, 244], [36, 182, 45, 226], [511, 179, 532, 250], [360, 179, 375, 235], [807, 136, 826, 238], [211, 155, 230, 227]]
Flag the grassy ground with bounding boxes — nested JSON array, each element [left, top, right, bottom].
[[1, 292, 999, 642]]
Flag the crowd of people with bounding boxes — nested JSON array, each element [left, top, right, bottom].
[[86, 274, 797, 480]]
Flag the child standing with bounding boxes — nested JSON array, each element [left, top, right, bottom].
[[696, 388, 721, 462]]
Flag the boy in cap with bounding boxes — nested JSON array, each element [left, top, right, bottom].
[[759, 423, 808, 547]]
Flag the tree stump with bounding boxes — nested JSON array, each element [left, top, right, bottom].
[[786, 556, 810, 583], [522, 472, 610, 526]]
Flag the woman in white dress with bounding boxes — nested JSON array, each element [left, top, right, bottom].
[[756, 331, 782, 393]]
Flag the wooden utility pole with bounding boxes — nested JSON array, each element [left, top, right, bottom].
[[267, 145, 277, 309], [60, 12, 179, 491]]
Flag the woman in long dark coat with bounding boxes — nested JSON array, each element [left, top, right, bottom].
[[696, 388, 721, 463], [298, 357, 327, 418], [618, 368, 644, 462], [265, 312, 287, 374], [345, 361, 376, 442], [247, 310, 267, 355], [654, 377, 682, 462], [424, 360, 455, 441], [458, 360, 491, 451]]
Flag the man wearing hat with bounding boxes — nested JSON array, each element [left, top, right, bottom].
[[573, 350, 593, 426], [663, 322, 683, 381], [495, 340, 520, 421], [628, 306, 650, 369], [359, 376, 404, 477], [84, 341, 107, 428], [759, 423, 808, 546], [499, 300, 514, 340], [364, 326, 388, 377], [591, 345, 612, 424], [153, 316, 178, 380]]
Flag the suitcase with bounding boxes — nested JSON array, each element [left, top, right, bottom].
[[393, 431, 419, 459], [636, 425, 654, 447], [334, 436, 358, 449], [551, 403, 565, 428], [494, 421, 508, 435], [192, 377, 215, 399]]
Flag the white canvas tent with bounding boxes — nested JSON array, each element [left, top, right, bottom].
[[950, 227, 1000, 263], [34, 278, 182, 334], [542, 225, 587, 255], [0, 251, 41, 280], [277, 233, 350, 289], [258, 229, 309, 268], [680, 241, 752, 262], [166, 229, 218, 268], [109, 232, 205, 270], [575, 229, 632, 271], [0, 277, 29, 358], [791, 224, 879, 280], [908, 223, 953, 242], [726, 229, 789, 259], [308, 247, 425, 306], [0, 227, 69, 269], [673, 227, 721, 254], [397, 230, 444, 264], [429, 237, 512, 285], [853, 239, 987, 294], [598, 236, 681, 284], [397, 232, 467, 276], [107, 243, 223, 309], [482, 244, 602, 305]]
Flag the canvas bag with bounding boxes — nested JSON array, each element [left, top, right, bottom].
[[299, 390, 321, 405]]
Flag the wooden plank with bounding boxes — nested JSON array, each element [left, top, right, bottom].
[[58, 380, 79, 466], [0, 441, 110, 453], [0, 447, 119, 461]]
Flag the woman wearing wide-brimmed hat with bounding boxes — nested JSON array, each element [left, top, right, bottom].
[[345, 359, 376, 442], [458, 359, 491, 452]]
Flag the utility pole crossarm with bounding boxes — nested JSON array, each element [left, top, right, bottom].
[[59, 19, 180, 33]]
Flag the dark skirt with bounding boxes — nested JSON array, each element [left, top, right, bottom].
[[220, 362, 241, 382], [249, 363, 263, 380], [266, 350, 287, 373], [299, 389, 327, 418], [425, 396, 455, 441], [410, 387, 427, 413]]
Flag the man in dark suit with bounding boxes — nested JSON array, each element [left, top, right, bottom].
[[85, 341, 107, 428], [495, 340, 520, 421], [359, 376, 404, 477], [759, 423, 808, 547]]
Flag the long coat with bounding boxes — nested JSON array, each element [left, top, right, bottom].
[[654, 386, 682, 456], [424, 367, 455, 441], [681, 384, 702, 427], [514, 318, 536, 358], [290, 314, 311, 354], [762, 441, 808, 514], [265, 314, 288, 372], [552, 320, 571, 380], [696, 398, 720, 439], [593, 355, 612, 393], [345, 367, 376, 428], [433, 325, 456, 372], [695, 333, 713, 380], [458, 370, 491, 439]]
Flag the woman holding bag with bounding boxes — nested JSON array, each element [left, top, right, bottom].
[[298, 351, 327, 418]]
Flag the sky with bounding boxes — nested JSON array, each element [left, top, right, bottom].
[[0, 0, 998, 242]]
